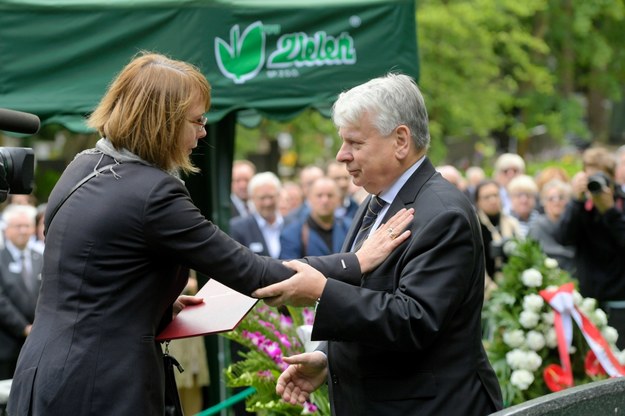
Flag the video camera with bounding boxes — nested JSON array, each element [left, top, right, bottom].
[[0, 108, 38, 203]]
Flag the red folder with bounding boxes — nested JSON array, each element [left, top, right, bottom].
[[156, 279, 258, 341]]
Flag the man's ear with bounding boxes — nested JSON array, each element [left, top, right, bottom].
[[394, 125, 411, 159]]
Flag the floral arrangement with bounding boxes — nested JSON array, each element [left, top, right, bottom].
[[482, 238, 625, 407], [222, 304, 330, 415]]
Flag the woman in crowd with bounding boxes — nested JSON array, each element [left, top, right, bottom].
[[528, 179, 576, 274], [534, 166, 570, 213], [507, 174, 540, 237], [474, 180, 523, 291]]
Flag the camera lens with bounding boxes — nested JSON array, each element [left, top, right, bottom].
[[587, 173, 609, 194]]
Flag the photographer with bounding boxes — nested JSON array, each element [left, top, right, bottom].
[[556, 146, 625, 349]]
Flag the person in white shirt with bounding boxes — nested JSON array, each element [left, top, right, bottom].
[[229, 171, 284, 258], [0, 204, 42, 380]]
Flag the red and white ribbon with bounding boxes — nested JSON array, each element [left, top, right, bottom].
[[540, 282, 625, 391]]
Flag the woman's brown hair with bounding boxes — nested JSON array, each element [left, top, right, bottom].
[[87, 52, 211, 174]]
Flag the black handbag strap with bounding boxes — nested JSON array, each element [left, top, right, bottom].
[[45, 163, 117, 234]]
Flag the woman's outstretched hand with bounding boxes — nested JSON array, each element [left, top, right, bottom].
[[252, 260, 326, 307]]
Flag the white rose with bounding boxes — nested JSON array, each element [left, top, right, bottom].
[[602, 326, 619, 345], [523, 294, 544, 312], [520, 310, 540, 329], [521, 268, 543, 287], [544, 258, 558, 269], [526, 331, 546, 351], [545, 328, 558, 348], [510, 369, 535, 390], [580, 297, 597, 314], [522, 350, 543, 372], [541, 311, 555, 325], [592, 308, 608, 327], [503, 330, 525, 348], [572, 291, 583, 306], [506, 349, 525, 369]]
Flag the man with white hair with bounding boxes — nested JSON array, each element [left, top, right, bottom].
[[254, 73, 502, 415], [229, 171, 284, 258], [0, 204, 42, 380]]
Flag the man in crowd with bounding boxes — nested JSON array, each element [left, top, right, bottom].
[[230, 159, 256, 218], [464, 165, 486, 204], [279, 177, 350, 258], [230, 171, 283, 258], [0, 204, 42, 380], [284, 165, 324, 225], [278, 181, 304, 218], [436, 164, 466, 192], [254, 73, 502, 415], [326, 161, 359, 220]]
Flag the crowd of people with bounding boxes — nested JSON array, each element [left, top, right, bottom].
[[0, 51, 624, 416], [438, 146, 625, 351], [228, 144, 625, 337]]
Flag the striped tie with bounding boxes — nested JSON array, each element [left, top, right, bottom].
[[352, 196, 387, 251]]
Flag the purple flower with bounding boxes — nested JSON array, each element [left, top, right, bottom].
[[257, 370, 274, 380], [263, 341, 283, 360], [302, 308, 315, 326], [279, 314, 294, 328], [303, 401, 318, 413], [274, 331, 292, 349], [256, 304, 271, 314], [243, 330, 267, 348], [258, 319, 276, 330]]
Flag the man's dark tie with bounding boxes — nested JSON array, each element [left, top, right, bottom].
[[352, 195, 387, 251]]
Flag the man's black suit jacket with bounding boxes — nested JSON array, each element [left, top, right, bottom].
[[0, 247, 43, 364], [313, 158, 503, 416], [229, 215, 271, 257]]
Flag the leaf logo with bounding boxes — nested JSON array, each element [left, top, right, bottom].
[[215, 21, 266, 84]]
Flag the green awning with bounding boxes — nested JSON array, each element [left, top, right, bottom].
[[0, 0, 419, 132]]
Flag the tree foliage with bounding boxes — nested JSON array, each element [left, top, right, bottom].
[[235, 0, 625, 167]]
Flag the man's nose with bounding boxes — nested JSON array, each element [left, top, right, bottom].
[[336, 144, 350, 162]]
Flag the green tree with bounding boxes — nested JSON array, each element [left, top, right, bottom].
[[234, 0, 625, 168], [543, 0, 625, 142], [235, 109, 339, 176], [417, 0, 586, 161]]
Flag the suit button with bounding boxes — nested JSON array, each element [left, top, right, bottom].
[[331, 374, 339, 385]]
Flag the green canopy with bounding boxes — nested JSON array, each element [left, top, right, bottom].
[[0, 0, 419, 131]]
